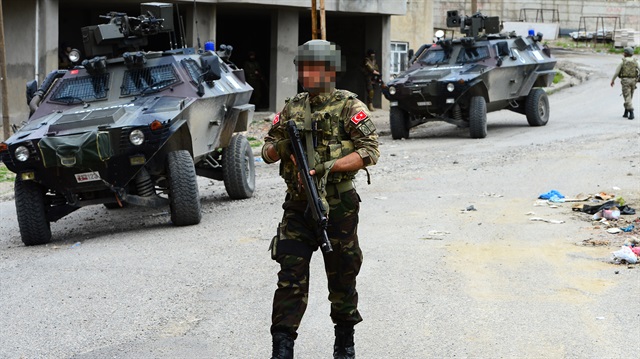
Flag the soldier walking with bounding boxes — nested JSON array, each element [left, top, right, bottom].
[[610, 47, 639, 120], [261, 39, 380, 359]]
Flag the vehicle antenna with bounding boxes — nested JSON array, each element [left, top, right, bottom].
[[193, 0, 201, 51], [175, 3, 186, 48]]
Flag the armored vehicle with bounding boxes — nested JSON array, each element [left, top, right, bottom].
[[0, 4, 255, 245], [384, 10, 557, 139]]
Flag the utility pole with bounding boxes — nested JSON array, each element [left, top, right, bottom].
[[319, 0, 326, 40], [310, 0, 326, 40], [0, 0, 10, 140], [311, 0, 318, 39]]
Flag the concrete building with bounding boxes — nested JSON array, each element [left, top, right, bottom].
[[433, 1, 640, 36], [0, 0, 407, 137]]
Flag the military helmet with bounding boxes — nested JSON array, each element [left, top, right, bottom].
[[623, 47, 634, 56], [294, 39, 343, 71]]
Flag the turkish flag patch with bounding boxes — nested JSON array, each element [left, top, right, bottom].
[[272, 112, 280, 125], [350, 110, 368, 125]]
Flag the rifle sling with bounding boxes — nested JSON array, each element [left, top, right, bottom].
[[304, 99, 315, 169]]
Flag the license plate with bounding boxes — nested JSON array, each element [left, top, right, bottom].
[[75, 171, 101, 183]]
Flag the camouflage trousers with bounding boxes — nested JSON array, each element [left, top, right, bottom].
[[270, 188, 363, 339], [620, 78, 636, 111]]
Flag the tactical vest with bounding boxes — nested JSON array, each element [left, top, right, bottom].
[[280, 90, 358, 188], [620, 58, 639, 78]]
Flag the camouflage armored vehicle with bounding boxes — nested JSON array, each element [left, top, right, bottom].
[[384, 10, 557, 139], [0, 4, 255, 245]]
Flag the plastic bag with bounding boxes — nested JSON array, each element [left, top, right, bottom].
[[611, 246, 638, 264]]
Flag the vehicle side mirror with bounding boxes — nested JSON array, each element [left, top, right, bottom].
[[496, 41, 510, 57], [200, 51, 222, 83], [26, 80, 38, 105]]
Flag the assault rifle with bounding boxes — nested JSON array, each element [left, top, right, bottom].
[[286, 120, 333, 253]]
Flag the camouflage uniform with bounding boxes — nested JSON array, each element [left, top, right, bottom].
[[243, 55, 263, 107], [362, 55, 380, 109], [611, 52, 639, 114], [262, 89, 379, 339]]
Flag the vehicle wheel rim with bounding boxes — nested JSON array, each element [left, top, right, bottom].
[[538, 101, 546, 118]]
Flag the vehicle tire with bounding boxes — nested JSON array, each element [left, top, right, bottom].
[[14, 179, 51, 245], [166, 150, 201, 226], [223, 133, 256, 199], [469, 96, 487, 139], [390, 107, 410, 140], [525, 88, 550, 126]]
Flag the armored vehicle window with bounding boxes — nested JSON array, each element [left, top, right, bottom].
[[418, 49, 448, 65], [121, 64, 180, 96], [181, 58, 203, 85], [456, 46, 490, 63], [50, 74, 110, 104]]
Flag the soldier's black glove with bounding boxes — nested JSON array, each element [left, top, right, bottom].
[[275, 139, 292, 160]]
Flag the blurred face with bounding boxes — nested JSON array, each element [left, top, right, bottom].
[[298, 61, 336, 94]]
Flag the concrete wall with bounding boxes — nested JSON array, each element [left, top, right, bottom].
[[433, 1, 640, 36], [270, 9, 298, 111], [1, 0, 58, 136], [206, 0, 407, 15], [390, 0, 434, 51]]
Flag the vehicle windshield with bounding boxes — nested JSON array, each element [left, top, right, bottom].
[[49, 74, 110, 104], [417, 49, 449, 65], [456, 46, 490, 63], [121, 64, 180, 96]]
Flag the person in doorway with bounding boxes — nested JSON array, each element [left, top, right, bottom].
[[610, 47, 639, 120], [243, 50, 265, 109], [361, 49, 381, 111], [261, 39, 379, 359]]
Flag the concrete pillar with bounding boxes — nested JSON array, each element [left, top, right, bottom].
[[270, 9, 298, 112], [186, 3, 216, 51]]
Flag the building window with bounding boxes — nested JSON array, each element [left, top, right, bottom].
[[390, 41, 409, 75]]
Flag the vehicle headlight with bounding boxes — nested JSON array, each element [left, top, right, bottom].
[[388, 86, 396, 95], [447, 83, 455, 92], [129, 129, 145, 146], [15, 146, 30, 162]]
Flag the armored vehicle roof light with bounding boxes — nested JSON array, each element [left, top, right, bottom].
[[294, 40, 343, 72], [68, 49, 81, 63]]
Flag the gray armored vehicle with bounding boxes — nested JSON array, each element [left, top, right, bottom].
[[0, 4, 255, 245], [384, 10, 557, 139]]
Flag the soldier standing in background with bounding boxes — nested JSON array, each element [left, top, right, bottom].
[[610, 47, 639, 120], [261, 39, 379, 359], [243, 51, 265, 109], [362, 49, 381, 111]]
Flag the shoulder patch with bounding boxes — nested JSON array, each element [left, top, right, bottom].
[[351, 110, 368, 125], [273, 112, 281, 125]]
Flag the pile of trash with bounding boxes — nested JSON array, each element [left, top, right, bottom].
[[537, 189, 639, 265]]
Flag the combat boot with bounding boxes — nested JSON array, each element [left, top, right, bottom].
[[629, 111, 635, 120], [367, 103, 375, 112], [623, 109, 629, 118], [333, 325, 355, 359], [271, 332, 294, 359]]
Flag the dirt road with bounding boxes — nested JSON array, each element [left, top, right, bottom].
[[0, 48, 638, 358]]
